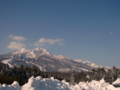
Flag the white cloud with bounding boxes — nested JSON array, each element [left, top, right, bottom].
[[7, 42, 26, 50], [34, 38, 63, 47], [109, 32, 113, 34], [9, 34, 26, 41]]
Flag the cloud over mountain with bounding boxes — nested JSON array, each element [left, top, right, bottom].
[[9, 34, 26, 41], [7, 42, 26, 50], [34, 38, 63, 47]]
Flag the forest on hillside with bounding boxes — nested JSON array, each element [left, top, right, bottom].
[[0, 62, 120, 86]]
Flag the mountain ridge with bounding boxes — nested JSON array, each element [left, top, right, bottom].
[[0, 48, 100, 72]]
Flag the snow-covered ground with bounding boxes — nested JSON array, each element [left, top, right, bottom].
[[113, 78, 120, 86], [0, 76, 120, 90]]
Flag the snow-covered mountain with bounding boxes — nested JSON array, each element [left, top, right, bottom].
[[0, 48, 100, 72], [74, 59, 100, 68], [12, 48, 53, 59]]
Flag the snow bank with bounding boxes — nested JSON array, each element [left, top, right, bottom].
[[0, 76, 120, 90], [113, 78, 120, 86], [71, 79, 120, 90], [0, 81, 21, 90], [21, 76, 70, 90]]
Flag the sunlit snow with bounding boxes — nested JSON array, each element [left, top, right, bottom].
[[113, 78, 120, 86], [0, 76, 120, 90]]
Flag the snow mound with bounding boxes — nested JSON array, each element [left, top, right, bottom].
[[113, 78, 120, 86], [0, 76, 120, 90], [71, 79, 115, 90], [21, 76, 70, 90], [0, 81, 21, 90]]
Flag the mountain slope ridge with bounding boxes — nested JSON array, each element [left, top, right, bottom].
[[1, 48, 100, 72]]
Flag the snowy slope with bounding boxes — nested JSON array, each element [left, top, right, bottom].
[[1, 48, 100, 72], [0, 76, 120, 90], [113, 78, 120, 86], [54, 55, 71, 61], [2, 59, 46, 71], [74, 59, 100, 68]]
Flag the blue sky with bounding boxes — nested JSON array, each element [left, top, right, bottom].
[[0, 0, 120, 67]]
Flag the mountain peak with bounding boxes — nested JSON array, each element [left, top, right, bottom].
[[33, 48, 47, 53], [33, 47, 45, 51], [12, 48, 29, 54], [12, 48, 52, 59], [54, 55, 70, 60], [20, 48, 26, 52], [34, 47, 40, 50], [32, 48, 52, 56], [1, 47, 100, 72]]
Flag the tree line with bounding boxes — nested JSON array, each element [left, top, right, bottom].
[[75, 67, 120, 84], [0, 61, 120, 86], [0, 62, 70, 86]]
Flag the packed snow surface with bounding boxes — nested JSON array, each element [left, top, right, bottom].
[[0, 76, 120, 90]]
